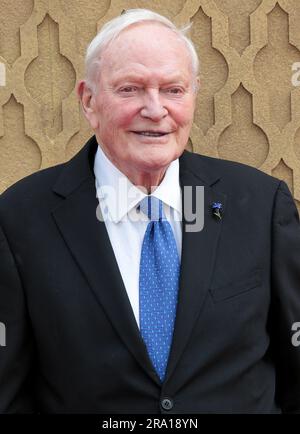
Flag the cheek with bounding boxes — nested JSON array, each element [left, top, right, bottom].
[[173, 111, 194, 130], [171, 101, 195, 129], [103, 100, 139, 131]]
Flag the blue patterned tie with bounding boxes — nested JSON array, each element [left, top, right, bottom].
[[139, 196, 180, 382]]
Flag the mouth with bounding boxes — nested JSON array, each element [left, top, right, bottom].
[[131, 131, 170, 137]]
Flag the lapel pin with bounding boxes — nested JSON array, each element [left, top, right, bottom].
[[211, 202, 223, 220]]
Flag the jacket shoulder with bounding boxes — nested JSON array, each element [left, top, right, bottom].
[[183, 150, 281, 190], [0, 163, 65, 208]]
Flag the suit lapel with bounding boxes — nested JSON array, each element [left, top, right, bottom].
[[165, 152, 227, 383], [51, 138, 226, 386], [51, 137, 161, 386]]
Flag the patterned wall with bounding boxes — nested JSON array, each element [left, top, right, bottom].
[[1, 0, 300, 212]]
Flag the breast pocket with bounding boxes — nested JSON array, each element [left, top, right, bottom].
[[209, 268, 262, 303]]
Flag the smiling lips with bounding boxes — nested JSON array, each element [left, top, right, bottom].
[[132, 131, 170, 137]]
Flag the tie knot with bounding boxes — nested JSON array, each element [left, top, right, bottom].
[[139, 196, 163, 221]]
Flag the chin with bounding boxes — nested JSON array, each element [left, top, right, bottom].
[[143, 146, 180, 166], [140, 152, 176, 170]]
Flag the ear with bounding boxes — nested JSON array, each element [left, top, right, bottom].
[[195, 75, 200, 93], [77, 80, 99, 130]]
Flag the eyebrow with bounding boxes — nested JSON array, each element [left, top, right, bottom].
[[111, 73, 190, 86]]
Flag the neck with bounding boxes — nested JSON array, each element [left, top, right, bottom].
[[97, 143, 169, 194], [119, 166, 168, 194]]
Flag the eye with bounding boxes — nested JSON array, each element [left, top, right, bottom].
[[164, 87, 185, 95], [119, 86, 138, 93]]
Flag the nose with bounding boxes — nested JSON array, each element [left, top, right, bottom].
[[140, 89, 168, 121]]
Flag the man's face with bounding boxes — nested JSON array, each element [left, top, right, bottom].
[[84, 23, 197, 179]]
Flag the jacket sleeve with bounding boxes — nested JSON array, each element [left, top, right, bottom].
[[271, 180, 300, 413], [0, 222, 36, 413]]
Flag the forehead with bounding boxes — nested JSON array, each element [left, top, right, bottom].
[[100, 22, 193, 79]]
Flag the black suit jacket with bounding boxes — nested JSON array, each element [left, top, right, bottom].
[[0, 136, 300, 413]]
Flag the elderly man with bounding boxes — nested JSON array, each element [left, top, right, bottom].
[[0, 8, 300, 414]]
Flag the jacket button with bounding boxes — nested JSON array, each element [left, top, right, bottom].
[[161, 398, 173, 411]]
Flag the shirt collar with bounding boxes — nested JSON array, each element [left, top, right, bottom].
[[94, 144, 182, 223]]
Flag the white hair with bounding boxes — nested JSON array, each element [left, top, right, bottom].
[[84, 8, 200, 93]]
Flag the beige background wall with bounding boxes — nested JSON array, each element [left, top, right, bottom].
[[1, 0, 300, 212]]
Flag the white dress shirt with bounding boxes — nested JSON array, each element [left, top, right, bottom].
[[94, 144, 182, 328]]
